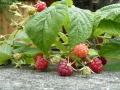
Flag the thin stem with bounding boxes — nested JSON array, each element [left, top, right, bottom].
[[78, 60, 85, 67], [13, 30, 19, 48]]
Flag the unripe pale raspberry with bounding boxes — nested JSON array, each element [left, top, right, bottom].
[[10, 3, 18, 11], [50, 54, 62, 64], [13, 53, 22, 60], [80, 66, 94, 76], [0, 35, 5, 41], [27, 6, 36, 15]]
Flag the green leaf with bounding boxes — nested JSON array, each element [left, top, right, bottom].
[[68, 6, 93, 49], [12, 45, 31, 53], [0, 44, 12, 56], [96, 20, 120, 36], [66, 0, 73, 7], [63, 12, 70, 33], [94, 4, 120, 28], [50, 1, 60, 6], [99, 37, 120, 59], [24, 57, 34, 64], [58, 32, 68, 43], [93, 28, 105, 37], [14, 41, 26, 47], [13, 45, 42, 57], [23, 48, 42, 57], [0, 52, 11, 65], [55, 37, 67, 52], [15, 30, 29, 40], [26, 0, 67, 54], [88, 49, 98, 56], [0, 44, 12, 65]]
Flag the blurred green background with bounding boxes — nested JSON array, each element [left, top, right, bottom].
[[104, 58, 120, 71]]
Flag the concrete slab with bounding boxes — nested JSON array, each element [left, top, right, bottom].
[[0, 65, 120, 90]]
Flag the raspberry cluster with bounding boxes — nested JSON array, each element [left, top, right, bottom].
[[33, 44, 107, 77]]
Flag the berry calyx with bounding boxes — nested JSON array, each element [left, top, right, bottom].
[[57, 60, 73, 76], [34, 53, 43, 62], [66, 58, 77, 69], [97, 56, 107, 65], [36, 1, 47, 12], [35, 58, 48, 70], [88, 58, 103, 73], [73, 44, 88, 58]]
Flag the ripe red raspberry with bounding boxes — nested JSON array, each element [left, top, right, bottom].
[[73, 44, 88, 58], [66, 58, 77, 69], [36, 1, 47, 12], [57, 60, 73, 76], [88, 58, 103, 73], [35, 58, 48, 70], [97, 56, 107, 65], [34, 53, 43, 62]]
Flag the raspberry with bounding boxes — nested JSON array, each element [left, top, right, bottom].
[[27, 6, 36, 15], [88, 58, 103, 73], [36, 1, 47, 12], [0, 35, 5, 41], [35, 58, 48, 70], [97, 56, 107, 65], [66, 58, 77, 69], [57, 60, 73, 76], [73, 44, 88, 58], [34, 53, 43, 62], [50, 54, 62, 64], [10, 3, 18, 11], [13, 53, 22, 60]]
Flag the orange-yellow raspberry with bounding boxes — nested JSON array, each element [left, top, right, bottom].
[[73, 44, 88, 58]]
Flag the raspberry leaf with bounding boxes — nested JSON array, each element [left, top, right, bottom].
[[55, 37, 67, 52], [89, 49, 98, 56], [0, 44, 12, 65], [67, 6, 93, 49], [58, 32, 68, 43], [13, 46, 41, 57], [99, 37, 120, 59], [94, 4, 120, 28], [66, 0, 73, 7], [50, 1, 60, 6], [94, 20, 120, 36], [26, 0, 67, 54]]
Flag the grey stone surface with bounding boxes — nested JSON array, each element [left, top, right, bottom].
[[0, 65, 120, 90]]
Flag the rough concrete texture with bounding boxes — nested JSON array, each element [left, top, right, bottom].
[[0, 65, 120, 90]]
